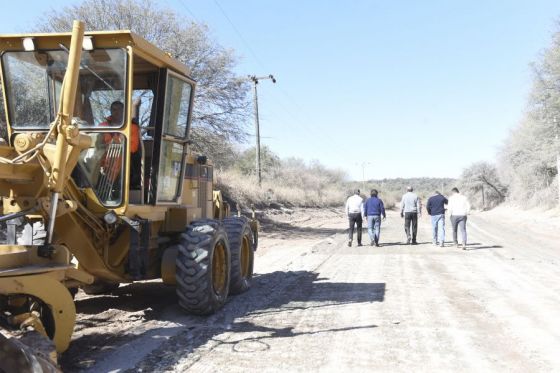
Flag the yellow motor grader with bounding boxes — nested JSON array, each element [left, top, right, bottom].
[[0, 21, 257, 371]]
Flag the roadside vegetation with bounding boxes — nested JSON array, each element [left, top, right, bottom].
[[459, 20, 560, 210], [496, 22, 560, 209], [216, 146, 347, 209]]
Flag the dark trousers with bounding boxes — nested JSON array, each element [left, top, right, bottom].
[[348, 213, 362, 244], [404, 212, 418, 243], [450, 215, 468, 244]]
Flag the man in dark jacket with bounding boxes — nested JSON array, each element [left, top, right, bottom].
[[426, 190, 448, 247], [363, 189, 386, 246]]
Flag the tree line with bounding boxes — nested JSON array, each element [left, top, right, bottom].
[[461, 19, 560, 210]]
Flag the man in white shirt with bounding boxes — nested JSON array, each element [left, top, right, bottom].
[[447, 187, 471, 250], [345, 189, 364, 247]]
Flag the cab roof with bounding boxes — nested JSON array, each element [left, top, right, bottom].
[[0, 30, 191, 76]]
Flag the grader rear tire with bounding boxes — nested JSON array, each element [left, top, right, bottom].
[[175, 220, 231, 315], [223, 217, 254, 294]]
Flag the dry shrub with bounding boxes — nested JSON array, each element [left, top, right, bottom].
[[379, 191, 401, 210], [526, 179, 559, 209], [216, 169, 346, 209]]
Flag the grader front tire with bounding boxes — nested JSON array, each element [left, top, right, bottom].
[[175, 220, 231, 315], [223, 217, 255, 295]]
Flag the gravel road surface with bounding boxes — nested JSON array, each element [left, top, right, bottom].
[[60, 207, 560, 372]]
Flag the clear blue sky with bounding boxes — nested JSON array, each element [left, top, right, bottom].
[[2, 0, 560, 181]]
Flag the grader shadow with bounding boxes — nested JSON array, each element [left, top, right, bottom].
[[61, 270, 385, 371]]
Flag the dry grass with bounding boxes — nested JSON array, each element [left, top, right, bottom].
[[216, 169, 346, 209]]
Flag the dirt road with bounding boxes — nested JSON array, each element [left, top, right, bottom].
[[61, 207, 560, 372]]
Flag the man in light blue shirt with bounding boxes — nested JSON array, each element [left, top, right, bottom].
[[400, 186, 421, 244]]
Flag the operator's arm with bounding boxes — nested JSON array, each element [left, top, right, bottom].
[[130, 122, 140, 153]]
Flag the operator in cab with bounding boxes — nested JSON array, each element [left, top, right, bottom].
[[99, 100, 142, 189]]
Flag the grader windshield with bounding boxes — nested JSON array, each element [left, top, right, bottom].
[[3, 48, 126, 128], [2, 48, 129, 205]]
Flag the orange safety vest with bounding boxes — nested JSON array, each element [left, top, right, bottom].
[[100, 116, 140, 153], [99, 117, 140, 183]]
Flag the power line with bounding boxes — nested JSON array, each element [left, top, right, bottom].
[[212, 0, 267, 70], [209, 0, 339, 150], [265, 88, 340, 148], [172, 0, 202, 24]]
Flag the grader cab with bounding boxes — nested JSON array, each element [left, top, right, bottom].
[[0, 21, 257, 371]]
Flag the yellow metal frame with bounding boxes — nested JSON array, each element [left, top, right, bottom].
[[212, 241, 227, 295], [0, 272, 76, 352], [240, 234, 251, 278]]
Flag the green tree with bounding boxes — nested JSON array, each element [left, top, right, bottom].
[[460, 161, 507, 209], [235, 145, 281, 178], [497, 20, 560, 208]]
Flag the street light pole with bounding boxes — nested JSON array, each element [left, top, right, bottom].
[[357, 161, 371, 194], [248, 74, 276, 186]]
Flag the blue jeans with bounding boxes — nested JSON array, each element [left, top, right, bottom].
[[431, 214, 445, 244], [450, 215, 467, 244], [367, 215, 381, 243]]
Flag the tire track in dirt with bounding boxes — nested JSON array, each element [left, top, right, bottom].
[[417, 214, 560, 370], [131, 233, 345, 372]]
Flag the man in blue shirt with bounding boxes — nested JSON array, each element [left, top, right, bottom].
[[363, 189, 386, 246], [426, 190, 448, 247]]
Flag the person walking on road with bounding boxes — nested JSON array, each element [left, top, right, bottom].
[[448, 187, 471, 250], [345, 189, 364, 247], [363, 189, 386, 246], [426, 190, 448, 247], [400, 186, 421, 244]]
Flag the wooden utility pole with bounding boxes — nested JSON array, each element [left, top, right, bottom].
[[554, 116, 560, 207], [556, 127, 560, 207], [252, 81, 261, 185], [481, 184, 485, 210], [557, 151, 560, 206], [248, 74, 276, 186]]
